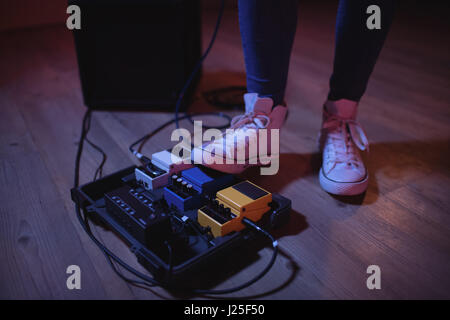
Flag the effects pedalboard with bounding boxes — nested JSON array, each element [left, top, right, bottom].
[[71, 149, 291, 283]]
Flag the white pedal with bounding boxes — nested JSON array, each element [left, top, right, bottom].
[[135, 167, 164, 191], [135, 149, 192, 191], [151, 149, 192, 174]]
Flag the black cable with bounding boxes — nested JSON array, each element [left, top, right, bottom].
[[73, 0, 279, 295], [74, 109, 163, 287], [82, 195, 155, 288], [202, 85, 247, 110], [85, 138, 107, 181], [74, 109, 91, 188], [129, 112, 232, 157], [185, 111, 232, 130], [74, 108, 279, 295], [174, 0, 226, 129], [73, 109, 107, 182], [129, 0, 230, 162], [72, 0, 231, 291], [75, 203, 163, 287], [164, 241, 173, 282], [99, 227, 158, 289], [190, 218, 278, 295]]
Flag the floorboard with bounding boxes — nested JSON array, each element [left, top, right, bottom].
[[0, 2, 449, 299]]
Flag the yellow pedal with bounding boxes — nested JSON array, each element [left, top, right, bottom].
[[197, 181, 272, 237]]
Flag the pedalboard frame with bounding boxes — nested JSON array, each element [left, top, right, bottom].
[[71, 165, 291, 283]]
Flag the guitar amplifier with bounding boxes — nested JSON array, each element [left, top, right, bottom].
[[69, 0, 201, 110]]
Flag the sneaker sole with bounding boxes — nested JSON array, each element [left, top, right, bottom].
[[319, 168, 368, 196], [195, 155, 278, 174]]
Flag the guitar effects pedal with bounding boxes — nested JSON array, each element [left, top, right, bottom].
[[197, 180, 272, 237], [135, 149, 192, 191], [163, 166, 234, 211], [104, 186, 171, 249]]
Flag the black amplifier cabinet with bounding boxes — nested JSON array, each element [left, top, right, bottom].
[[69, 0, 201, 110]]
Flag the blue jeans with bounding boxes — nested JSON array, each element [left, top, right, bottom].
[[238, 0, 396, 106]]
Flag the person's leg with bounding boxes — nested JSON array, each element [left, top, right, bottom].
[[238, 0, 298, 107], [192, 0, 299, 174], [328, 0, 396, 102], [320, 0, 396, 196]]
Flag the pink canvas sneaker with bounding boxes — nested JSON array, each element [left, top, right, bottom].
[[319, 99, 369, 195], [192, 93, 287, 174]]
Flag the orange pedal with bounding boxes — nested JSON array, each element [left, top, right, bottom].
[[197, 181, 272, 237]]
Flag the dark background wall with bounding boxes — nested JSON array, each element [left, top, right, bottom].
[[1, 0, 447, 32], [0, 0, 66, 31], [0, 0, 238, 31]]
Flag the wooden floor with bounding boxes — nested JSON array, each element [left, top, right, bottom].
[[1, 3, 449, 299]]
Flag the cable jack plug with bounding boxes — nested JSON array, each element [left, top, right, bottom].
[[132, 150, 152, 167], [242, 217, 278, 248]]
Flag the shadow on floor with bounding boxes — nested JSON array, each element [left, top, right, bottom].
[[162, 207, 307, 299], [241, 138, 449, 206]]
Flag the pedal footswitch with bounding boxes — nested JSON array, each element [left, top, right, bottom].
[[135, 149, 192, 191], [197, 181, 272, 238], [163, 167, 234, 211]]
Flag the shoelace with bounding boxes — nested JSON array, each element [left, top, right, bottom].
[[322, 114, 369, 168], [230, 111, 271, 130], [202, 111, 270, 159]]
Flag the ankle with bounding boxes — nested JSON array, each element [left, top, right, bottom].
[[324, 99, 358, 119]]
